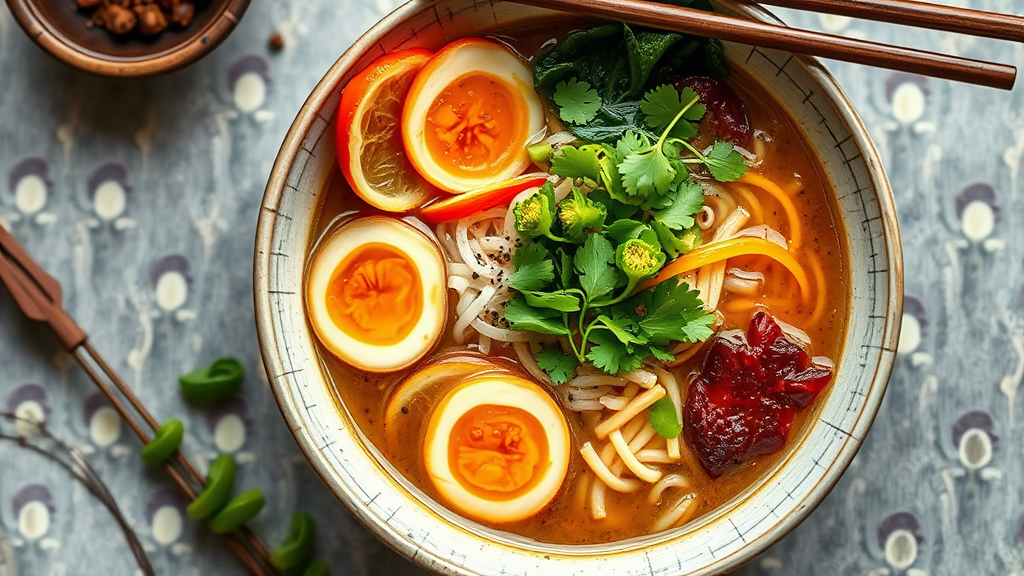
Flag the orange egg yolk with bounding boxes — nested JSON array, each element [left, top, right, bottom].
[[326, 243, 422, 345], [425, 73, 526, 176], [448, 404, 549, 500]]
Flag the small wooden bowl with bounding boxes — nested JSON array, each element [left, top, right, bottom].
[[5, 0, 251, 77]]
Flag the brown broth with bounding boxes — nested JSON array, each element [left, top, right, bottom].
[[309, 25, 848, 545]]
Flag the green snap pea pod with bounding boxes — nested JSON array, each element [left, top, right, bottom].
[[302, 559, 331, 576], [140, 419, 184, 465], [186, 453, 236, 520], [209, 489, 266, 534], [270, 511, 316, 570], [179, 357, 245, 402]]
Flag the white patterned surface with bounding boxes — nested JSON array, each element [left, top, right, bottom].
[[0, 0, 1017, 574]]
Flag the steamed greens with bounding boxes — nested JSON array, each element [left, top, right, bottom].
[[533, 3, 728, 143]]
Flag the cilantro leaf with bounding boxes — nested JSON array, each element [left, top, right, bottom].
[[640, 85, 705, 140], [556, 247, 574, 288], [649, 397, 682, 439], [649, 346, 675, 362], [523, 290, 582, 312], [604, 219, 647, 244], [508, 261, 554, 292], [534, 345, 578, 384], [640, 182, 677, 211], [553, 78, 602, 125], [651, 180, 705, 230], [615, 130, 648, 158], [619, 147, 675, 197], [512, 242, 549, 268], [593, 315, 645, 345], [653, 219, 702, 258], [665, 143, 691, 187], [702, 140, 748, 182], [635, 278, 715, 345], [504, 297, 569, 336], [573, 233, 618, 301], [585, 329, 630, 374], [551, 145, 602, 182]]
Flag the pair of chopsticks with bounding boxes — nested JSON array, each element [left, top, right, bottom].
[[513, 0, 1023, 90], [0, 225, 276, 575]]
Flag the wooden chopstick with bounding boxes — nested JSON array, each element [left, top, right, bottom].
[[0, 226, 276, 576], [512, 0, 1017, 89], [755, 0, 1024, 43]]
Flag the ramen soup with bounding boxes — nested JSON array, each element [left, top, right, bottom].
[[306, 19, 848, 544]]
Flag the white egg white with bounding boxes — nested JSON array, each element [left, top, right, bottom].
[[423, 374, 570, 523], [403, 38, 545, 193], [306, 216, 447, 372]]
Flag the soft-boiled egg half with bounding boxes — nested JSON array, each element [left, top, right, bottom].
[[423, 373, 570, 524], [306, 217, 447, 372], [402, 38, 545, 193]]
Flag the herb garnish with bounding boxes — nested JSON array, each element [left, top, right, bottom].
[[552, 79, 602, 125], [506, 38, 747, 382]]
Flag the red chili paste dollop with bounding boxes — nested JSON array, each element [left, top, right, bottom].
[[672, 76, 752, 149], [684, 312, 833, 477]]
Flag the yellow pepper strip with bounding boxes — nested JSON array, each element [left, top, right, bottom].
[[640, 237, 811, 304], [739, 172, 803, 248]]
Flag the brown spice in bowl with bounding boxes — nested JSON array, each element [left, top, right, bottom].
[[78, 0, 202, 36]]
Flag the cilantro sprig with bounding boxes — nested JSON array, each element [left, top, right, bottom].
[[550, 83, 748, 192], [553, 79, 602, 125], [507, 182, 714, 380], [505, 82, 746, 381]]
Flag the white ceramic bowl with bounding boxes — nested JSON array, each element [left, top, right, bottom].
[[254, 1, 903, 573]]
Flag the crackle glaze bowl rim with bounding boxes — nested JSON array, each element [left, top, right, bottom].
[[254, 0, 903, 574]]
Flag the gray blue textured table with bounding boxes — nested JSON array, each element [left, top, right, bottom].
[[0, 0, 1020, 574]]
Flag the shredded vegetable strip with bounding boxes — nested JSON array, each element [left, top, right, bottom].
[[581, 442, 643, 493], [718, 298, 760, 315], [610, 430, 663, 483], [640, 238, 811, 303], [702, 263, 726, 310], [739, 172, 802, 248], [731, 184, 764, 224], [700, 204, 752, 308], [807, 251, 828, 325], [595, 385, 666, 439], [713, 206, 751, 241]]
